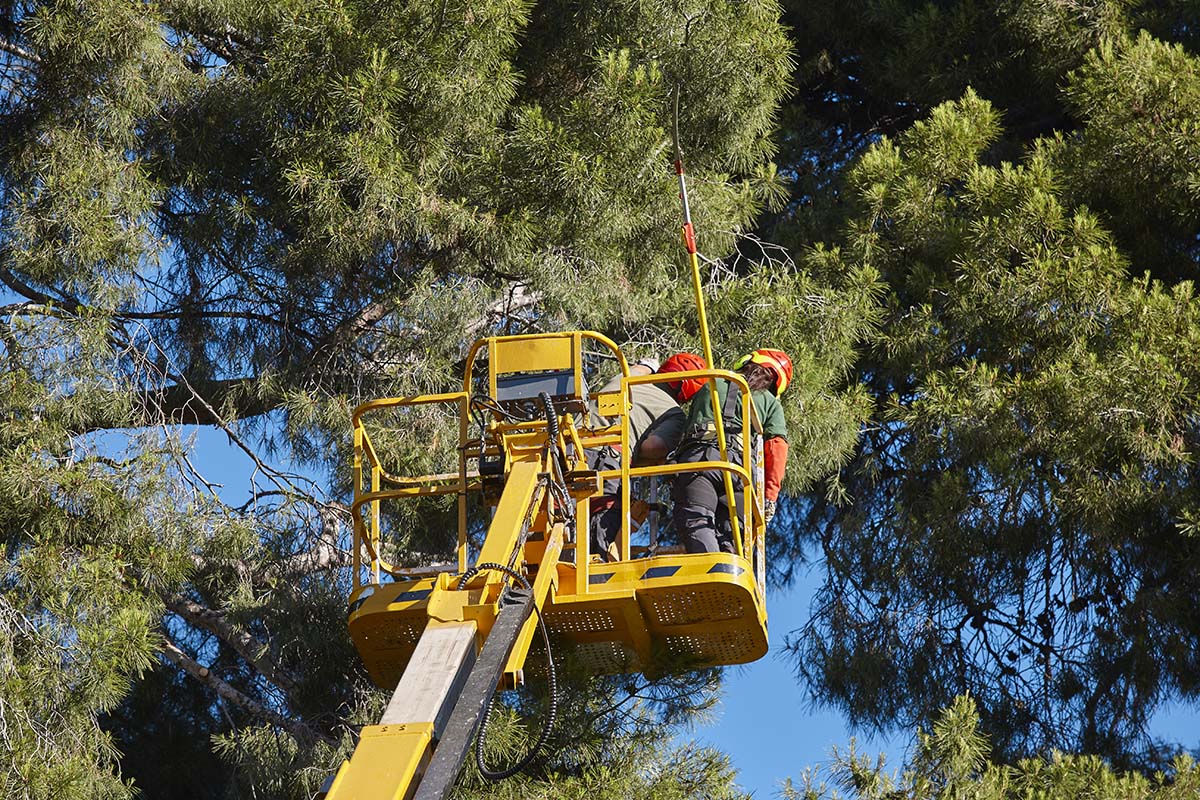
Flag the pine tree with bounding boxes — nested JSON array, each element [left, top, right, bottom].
[[0, 1, 855, 797], [770, 3, 1200, 767]]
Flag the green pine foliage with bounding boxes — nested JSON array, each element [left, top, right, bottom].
[[782, 696, 1200, 800], [775, 8, 1200, 768], [1056, 31, 1200, 281], [0, 0, 819, 797], [6, 0, 1200, 793], [1, 324, 201, 798]]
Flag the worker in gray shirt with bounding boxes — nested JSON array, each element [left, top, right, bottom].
[[588, 353, 707, 560]]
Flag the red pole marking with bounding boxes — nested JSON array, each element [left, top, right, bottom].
[[675, 160, 685, 176], [682, 223, 697, 254]]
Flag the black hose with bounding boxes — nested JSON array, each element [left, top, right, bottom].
[[540, 391, 559, 441], [539, 392, 572, 498], [457, 562, 558, 780], [471, 394, 526, 475]]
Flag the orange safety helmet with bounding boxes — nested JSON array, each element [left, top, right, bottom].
[[733, 348, 793, 396], [658, 352, 708, 402]]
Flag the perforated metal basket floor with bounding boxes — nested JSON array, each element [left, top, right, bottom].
[[348, 552, 768, 688], [545, 552, 767, 675]]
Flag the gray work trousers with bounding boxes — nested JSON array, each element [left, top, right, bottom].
[[673, 441, 744, 554]]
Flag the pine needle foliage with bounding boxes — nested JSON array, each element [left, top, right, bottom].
[[776, 16, 1200, 768], [782, 696, 1200, 800], [0, 0, 824, 797]]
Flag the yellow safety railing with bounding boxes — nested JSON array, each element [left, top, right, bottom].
[[350, 335, 769, 606], [351, 392, 472, 588]]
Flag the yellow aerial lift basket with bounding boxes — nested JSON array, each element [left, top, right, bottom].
[[347, 331, 768, 689], [329, 331, 769, 800], [323, 131, 774, 800]]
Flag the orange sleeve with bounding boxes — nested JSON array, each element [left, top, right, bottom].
[[763, 436, 789, 502]]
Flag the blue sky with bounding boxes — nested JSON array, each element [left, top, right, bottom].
[[696, 574, 907, 798]]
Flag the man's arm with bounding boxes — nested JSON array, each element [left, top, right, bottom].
[[632, 408, 687, 466], [763, 436, 789, 502]]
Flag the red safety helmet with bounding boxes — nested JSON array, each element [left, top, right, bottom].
[[733, 348, 793, 396], [658, 352, 708, 402]]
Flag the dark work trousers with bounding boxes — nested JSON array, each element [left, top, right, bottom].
[[673, 440, 745, 554], [587, 445, 622, 560]]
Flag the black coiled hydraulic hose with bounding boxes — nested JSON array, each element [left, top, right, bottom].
[[539, 392, 572, 482], [538, 392, 577, 528], [457, 562, 558, 780], [540, 391, 560, 442]]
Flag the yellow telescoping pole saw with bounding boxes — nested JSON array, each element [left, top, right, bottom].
[[672, 100, 743, 549]]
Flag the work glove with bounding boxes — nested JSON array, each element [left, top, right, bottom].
[[634, 356, 661, 372], [763, 498, 777, 526]]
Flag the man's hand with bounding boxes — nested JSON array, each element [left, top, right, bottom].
[[763, 498, 777, 526]]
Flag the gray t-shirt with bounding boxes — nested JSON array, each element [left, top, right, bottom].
[[595, 374, 687, 463]]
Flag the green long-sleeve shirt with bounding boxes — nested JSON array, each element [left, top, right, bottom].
[[686, 379, 788, 440]]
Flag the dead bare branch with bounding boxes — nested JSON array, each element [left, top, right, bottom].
[[160, 638, 331, 744], [162, 593, 299, 694], [0, 38, 40, 65]]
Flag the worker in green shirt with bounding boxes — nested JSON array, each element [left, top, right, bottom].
[[673, 348, 792, 554]]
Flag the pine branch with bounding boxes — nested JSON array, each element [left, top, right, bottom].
[[0, 37, 40, 65], [189, 501, 352, 586], [134, 375, 283, 426], [50, 374, 284, 433], [116, 305, 315, 334], [272, 517, 352, 581], [0, 268, 286, 428], [0, 264, 81, 312], [5, 264, 533, 431], [305, 300, 391, 371], [185, 23, 264, 73], [188, 552, 254, 585], [160, 638, 331, 744], [162, 593, 299, 694], [0, 301, 74, 319]]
